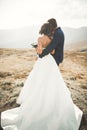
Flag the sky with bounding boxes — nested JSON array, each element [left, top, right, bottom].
[[0, 0, 87, 29]]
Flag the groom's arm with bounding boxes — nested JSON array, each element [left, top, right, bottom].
[[39, 31, 59, 58]]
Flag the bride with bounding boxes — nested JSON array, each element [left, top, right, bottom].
[[1, 22, 83, 130]]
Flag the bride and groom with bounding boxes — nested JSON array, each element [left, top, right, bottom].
[[1, 18, 83, 130]]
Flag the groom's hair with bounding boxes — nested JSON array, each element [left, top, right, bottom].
[[47, 18, 57, 28], [39, 22, 53, 37]]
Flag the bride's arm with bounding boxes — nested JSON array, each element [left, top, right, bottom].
[[36, 38, 43, 54], [37, 36, 54, 55]]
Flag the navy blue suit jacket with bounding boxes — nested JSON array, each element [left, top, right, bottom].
[[39, 27, 65, 65]]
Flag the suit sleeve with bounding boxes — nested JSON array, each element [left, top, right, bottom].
[[39, 31, 59, 58]]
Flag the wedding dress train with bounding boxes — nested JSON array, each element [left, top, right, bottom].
[[1, 54, 83, 130]]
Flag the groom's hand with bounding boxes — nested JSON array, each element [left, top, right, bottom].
[[50, 49, 55, 55]]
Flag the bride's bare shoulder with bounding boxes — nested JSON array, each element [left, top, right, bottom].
[[38, 35, 50, 43]]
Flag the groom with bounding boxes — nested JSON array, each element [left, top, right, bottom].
[[39, 18, 65, 66]]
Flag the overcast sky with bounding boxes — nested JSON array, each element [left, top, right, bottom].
[[0, 0, 87, 29]]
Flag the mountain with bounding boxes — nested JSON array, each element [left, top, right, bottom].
[[64, 40, 87, 51], [62, 27, 87, 44], [0, 26, 40, 48], [0, 26, 87, 49]]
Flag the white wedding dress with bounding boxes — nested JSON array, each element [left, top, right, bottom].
[[1, 54, 83, 130]]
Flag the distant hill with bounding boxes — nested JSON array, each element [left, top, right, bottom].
[[64, 40, 87, 51], [0, 26, 40, 48], [0, 26, 87, 49], [62, 27, 87, 44]]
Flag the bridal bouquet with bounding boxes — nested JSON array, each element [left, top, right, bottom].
[[31, 43, 38, 48]]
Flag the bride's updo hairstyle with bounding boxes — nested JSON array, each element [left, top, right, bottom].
[[39, 22, 54, 39]]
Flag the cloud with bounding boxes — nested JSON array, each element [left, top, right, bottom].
[[0, 0, 87, 28], [54, 0, 87, 19]]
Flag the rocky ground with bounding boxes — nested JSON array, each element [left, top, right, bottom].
[[0, 48, 87, 130]]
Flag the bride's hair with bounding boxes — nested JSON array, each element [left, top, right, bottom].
[[39, 23, 54, 38]]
